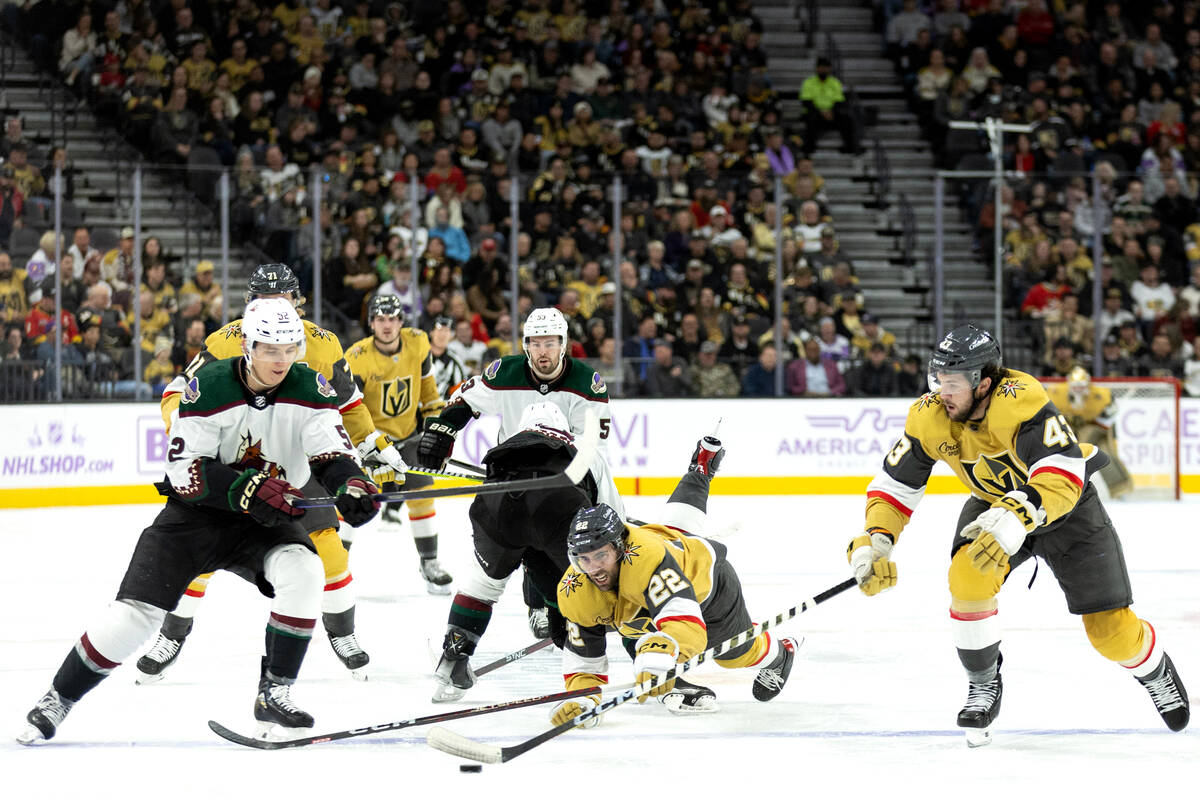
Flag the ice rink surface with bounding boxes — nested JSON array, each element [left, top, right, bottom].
[[2, 494, 1196, 799]]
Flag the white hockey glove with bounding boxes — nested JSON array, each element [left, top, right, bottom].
[[959, 490, 1044, 576], [550, 695, 601, 729], [357, 430, 409, 487], [847, 528, 897, 596], [633, 631, 680, 702]]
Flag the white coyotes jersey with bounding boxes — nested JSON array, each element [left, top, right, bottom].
[[451, 355, 625, 518], [167, 358, 357, 496]]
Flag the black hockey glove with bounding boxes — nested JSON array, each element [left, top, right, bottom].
[[230, 469, 306, 527], [335, 476, 381, 527], [416, 418, 458, 470]]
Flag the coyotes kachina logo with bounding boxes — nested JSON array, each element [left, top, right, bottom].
[[995, 378, 1024, 398], [235, 432, 287, 479], [963, 451, 1028, 496]]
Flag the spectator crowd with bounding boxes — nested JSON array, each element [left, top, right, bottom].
[[884, 0, 1200, 395]]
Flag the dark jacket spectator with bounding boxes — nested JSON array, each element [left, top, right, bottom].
[[848, 345, 899, 396], [643, 338, 693, 397]]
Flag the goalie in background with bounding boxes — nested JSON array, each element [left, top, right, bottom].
[[1044, 366, 1132, 500]]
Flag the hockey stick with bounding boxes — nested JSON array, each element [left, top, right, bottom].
[[295, 412, 600, 508], [207, 680, 634, 751], [426, 577, 858, 764], [475, 638, 554, 677], [448, 458, 486, 477]]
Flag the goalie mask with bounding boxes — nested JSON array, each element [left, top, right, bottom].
[[1066, 366, 1091, 407]]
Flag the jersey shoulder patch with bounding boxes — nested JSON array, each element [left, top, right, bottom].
[[987, 370, 1052, 429], [205, 321, 245, 358], [557, 567, 618, 628], [481, 355, 528, 387], [561, 358, 609, 400], [178, 358, 243, 415], [344, 336, 372, 363], [278, 362, 338, 408], [302, 319, 346, 369]]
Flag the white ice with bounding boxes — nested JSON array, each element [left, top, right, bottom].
[[2, 494, 1196, 798]]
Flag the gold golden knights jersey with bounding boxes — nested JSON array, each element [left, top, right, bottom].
[[556, 523, 723, 692], [161, 318, 375, 445], [1044, 382, 1117, 431], [344, 330, 445, 442], [865, 369, 1109, 538]]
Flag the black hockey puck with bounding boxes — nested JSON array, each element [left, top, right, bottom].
[[459, 764, 483, 773]]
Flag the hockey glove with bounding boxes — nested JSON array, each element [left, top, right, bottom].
[[335, 477, 381, 527], [357, 430, 409, 487], [847, 528, 897, 596], [633, 631, 680, 702], [230, 469, 306, 527], [550, 695, 601, 729], [959, 490, 1043, 576], [416, 418, 458, 471]]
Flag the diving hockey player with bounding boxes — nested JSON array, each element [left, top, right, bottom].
[[136, 264, 397, 682], [552, 445, 799, 725], [17, 299, 380, 744], [345, 293, 452, 593], [850, 323, 1188, 746]]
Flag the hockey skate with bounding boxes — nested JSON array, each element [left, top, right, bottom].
[[420, 558, 452, 595], [254, 677, 314, 740], [752, 636, 801, 702], [689, 433, 725, 477], [527, 606, 551, 639], [329, 633, 370, 680], [957, 671, 1003, 747], [1137, 653, 1189, 731], [431, 632, 476, 703], [661, 678, 719, 714], [135, 631, 186, 685], [16, 688, 74, 745]]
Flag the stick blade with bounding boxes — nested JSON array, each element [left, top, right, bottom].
[[208, 719, 285, 750], [564, 410, 600, 485], [426, 726, 504, 764]]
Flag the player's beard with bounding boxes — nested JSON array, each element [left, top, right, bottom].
[[947, 387, 986, 423]]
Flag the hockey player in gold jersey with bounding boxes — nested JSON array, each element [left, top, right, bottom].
[[850, 323, 1188, 745], [1044, 366, 1133, 499], [345, 293, 452, 593], [136, 264, 404, 683], [550, 438, 800, 726]]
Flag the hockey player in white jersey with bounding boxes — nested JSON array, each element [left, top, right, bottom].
[[16, 299, 381, 744], [415, 307, 624, 641]]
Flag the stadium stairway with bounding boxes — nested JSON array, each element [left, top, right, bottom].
[[760, 0, 993, 350]]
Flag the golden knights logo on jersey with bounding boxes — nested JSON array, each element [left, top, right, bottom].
[[963, 451, 1028, 495], [560, 572, 583, 597], [378, 376, 413, 417], [996, 377, 1025, 398], [235, 432, 286, 479]]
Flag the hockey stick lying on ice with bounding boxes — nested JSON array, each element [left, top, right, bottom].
[[294, 412, 600, 508], [207, 680, 633, 750], [426, 576, 858, 764], [428, 637, 555, 675], [447, 458, 486, 477]]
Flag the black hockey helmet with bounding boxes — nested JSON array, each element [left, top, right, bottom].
[[368, 292, 405, 322], [927, 323, 1002, 391], [244, 263, 301, 304], [567, 504, 626, 570]]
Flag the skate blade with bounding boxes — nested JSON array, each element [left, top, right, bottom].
[[430, 683, 467, 703], [15, 725, 48, 746], [134, 671, 167, 686], [253, 720, 313, 741], [964, 726, 993, 748], [348, 667, 369, 682], [425, 582, 452, 596], [662, 695, 720, 715]]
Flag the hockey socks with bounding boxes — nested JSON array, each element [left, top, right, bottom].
[[444, 593, 493, 655], [265, 613, 316, 683]]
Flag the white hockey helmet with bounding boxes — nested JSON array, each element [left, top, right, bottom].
[[518, 401, 573, 441], [242, 297, 307, 363], [522, 307, 569, 373]]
